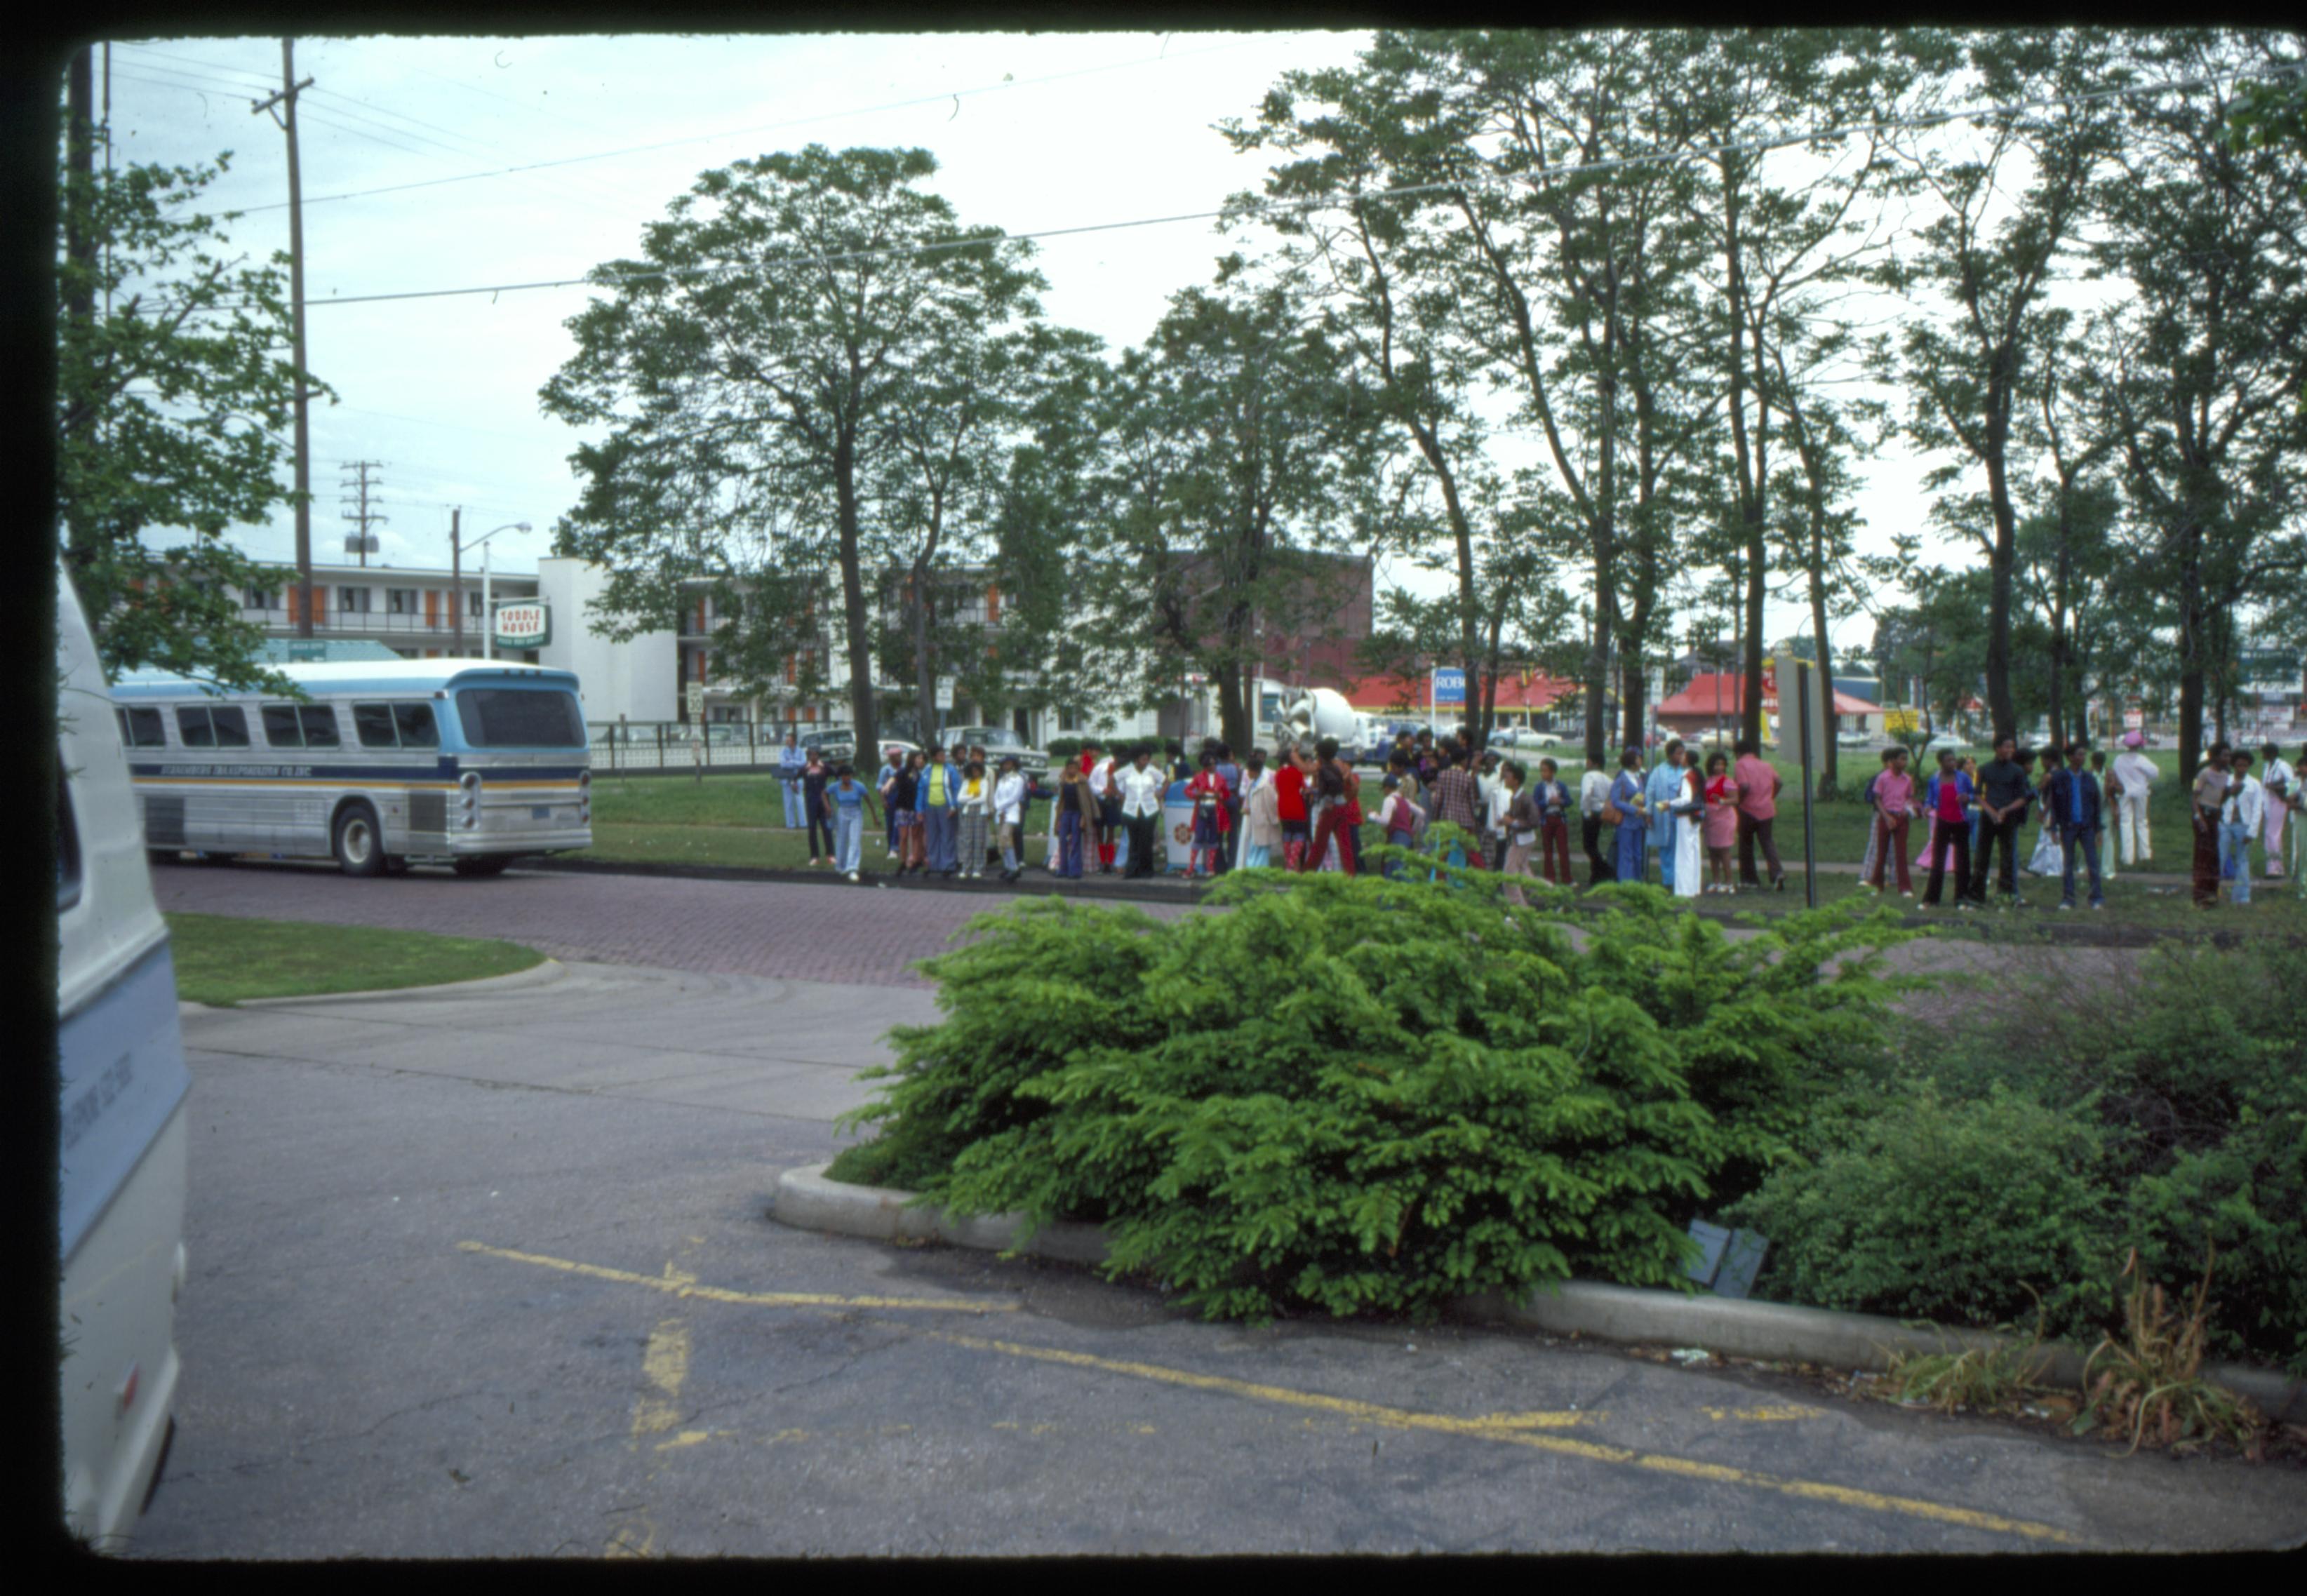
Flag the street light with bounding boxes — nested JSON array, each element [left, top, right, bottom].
[[449, 517, 530, 659]]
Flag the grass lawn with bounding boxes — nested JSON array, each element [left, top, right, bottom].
[[166, 912, 547, 1006]]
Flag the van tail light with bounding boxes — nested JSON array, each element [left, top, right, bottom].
[[459, 771, 483, 829]]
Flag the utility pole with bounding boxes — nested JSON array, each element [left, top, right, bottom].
[[449, 507, 464, 656], [253, 41, 315, 636], [340, 460, 385, 566]]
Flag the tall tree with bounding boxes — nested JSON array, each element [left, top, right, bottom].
[[1085, 262, 1379, 755], [2089, 30, 2307, 785], [542, 145, 1045, 762], [1676, 27, 1912, 749], [56, 74, 321, 688], [1371, 29, 1712, 763], [1875, 27, 2127, 743]]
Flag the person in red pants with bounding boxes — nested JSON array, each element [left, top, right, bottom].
[[1299, 736, 1362, 875], [1533, 758, 1574, 885], [1866, 745, 1919, 897]]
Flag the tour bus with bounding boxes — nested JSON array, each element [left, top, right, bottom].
[[111, 659, 592, 876], [57, 561, 191, 1547]]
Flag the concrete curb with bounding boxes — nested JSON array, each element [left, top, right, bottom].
[[228, 955, 568, 1007], [771, 1162, 2303, 1423]]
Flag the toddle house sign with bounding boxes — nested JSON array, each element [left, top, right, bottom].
[[492, 601, 550, 650]]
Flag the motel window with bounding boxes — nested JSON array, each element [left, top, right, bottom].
[[340, 586, 373, 613]]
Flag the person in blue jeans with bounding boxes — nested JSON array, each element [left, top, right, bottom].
[[2045, 740, 2106, 909], [827, 764, 881, 880], [918, 744, 961, 875], [1610, 747, 1649, 884], [2221, 749, 2264, 906], [778, 732, 806, 829]]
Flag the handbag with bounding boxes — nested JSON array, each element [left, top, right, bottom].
[[1601, 801, 1625, 825]]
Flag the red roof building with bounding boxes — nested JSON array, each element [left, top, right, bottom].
[[1338, 669, 1579, 722], [1654, 671, 1884, 738]]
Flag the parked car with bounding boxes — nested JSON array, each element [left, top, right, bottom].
[[798, 726, 855, 765], [937, 725, 1050, 781]]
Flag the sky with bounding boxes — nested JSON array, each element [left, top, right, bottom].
[[96, 29, 1962, 673]]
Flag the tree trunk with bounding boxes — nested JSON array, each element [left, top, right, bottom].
[[1799, 535, 1836, 784], [1217, 668, 1251, 758], [833, 432, 878, 763], [910, 565, 937, 748], [2174, 539, 2204, 788], [1584, 601, 1612, 767], [1982, 407, 2020, 743]]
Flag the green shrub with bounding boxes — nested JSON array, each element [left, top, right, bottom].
[[1728, 1080, 2115, 1335], [1904, 939, 2307, 1377], [840, 866, 1913, 1322]]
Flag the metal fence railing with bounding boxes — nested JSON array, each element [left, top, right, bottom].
[[587, 720, 855, 774]]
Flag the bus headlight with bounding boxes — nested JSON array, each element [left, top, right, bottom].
[[459, 771, 482, 829]]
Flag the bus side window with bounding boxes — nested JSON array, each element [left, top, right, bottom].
[[262, 705, 305, 749], [176, 707, 216, 749], [394, 702, 439, 749], [354, 704, 399, 749], [300, 705, 342, 749], [120, 707, 165, 748], [210, 706, 250, 748]]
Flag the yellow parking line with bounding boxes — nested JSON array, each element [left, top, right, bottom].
[[459, 1240, 1022, 1313], [465, 1241, 2074, 1547], [923, 1331, 2076, 1546]]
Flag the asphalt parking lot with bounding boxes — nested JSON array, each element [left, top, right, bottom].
[[121, 952, 2307, 1556]]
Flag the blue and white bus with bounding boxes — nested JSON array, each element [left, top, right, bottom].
[[112, 660, 592, 877], [57, 562, 190, 1547]]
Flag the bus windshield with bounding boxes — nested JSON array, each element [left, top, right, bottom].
[[455, 688, 585, 749]]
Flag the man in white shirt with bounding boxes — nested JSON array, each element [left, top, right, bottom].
[[1116, 745, 1167, 879], [2222, 749, 2264, 905], [1579, 756, 1617, 885], [993, 756, 1029, 883], [2259, 742, 2294, 879], [2111, 737, 2159, 866]]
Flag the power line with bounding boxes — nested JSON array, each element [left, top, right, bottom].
[[173, 55, 2307, 319], [224, 34, 1275, 216]]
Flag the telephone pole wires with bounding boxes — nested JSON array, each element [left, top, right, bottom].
[[252, 41, 316, 635], [340, 460, 386, 566]]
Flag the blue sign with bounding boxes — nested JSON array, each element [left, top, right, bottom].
[[1432, 668, 1466, 707]]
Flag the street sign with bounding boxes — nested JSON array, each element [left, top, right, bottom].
[[1432, 667, 1466, 707], [685, 682, 705, 720], [286, 639, 328, 662], [493, 601, 550, 649]]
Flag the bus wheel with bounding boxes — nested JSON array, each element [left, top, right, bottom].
[[333, 803, 386, 877], [451, 855, 513, 878]]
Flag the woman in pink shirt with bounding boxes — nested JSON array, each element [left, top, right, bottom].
[[1866, 749, 1920, 897], [1701, 752, 1741, 893]]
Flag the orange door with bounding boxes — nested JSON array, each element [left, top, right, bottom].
[[426, 589, 440, 628]]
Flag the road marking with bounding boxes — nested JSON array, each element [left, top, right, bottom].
[[466, 1242, 2074, 1546], [1704, 1404, 1824, 1423], [923, 1331, 2077, 1546], [606, 1315, 690, 1557], [458, 1240, 1019, 1313]]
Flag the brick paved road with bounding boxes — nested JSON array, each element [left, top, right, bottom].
[[151, 861, 1198, 988]]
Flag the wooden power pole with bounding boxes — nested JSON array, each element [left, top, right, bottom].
[[253, 41, 315, 636]]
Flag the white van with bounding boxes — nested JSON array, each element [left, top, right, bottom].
[[55, 561, 189, 1548]]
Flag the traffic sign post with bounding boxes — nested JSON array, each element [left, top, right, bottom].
[[1774, 650, 1828, 909]]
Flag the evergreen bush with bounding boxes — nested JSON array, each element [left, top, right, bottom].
[[838, 866, 1913, 1321], [1728, 1081, 2116, 1335]]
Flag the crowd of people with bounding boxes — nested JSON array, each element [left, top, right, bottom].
[[763, 725, 2306, 910]]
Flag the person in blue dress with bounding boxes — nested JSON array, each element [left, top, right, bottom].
[[827, 763, 881, 881], [1610, 746, 1650, 884], [1644, 740, 1686, 888]]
